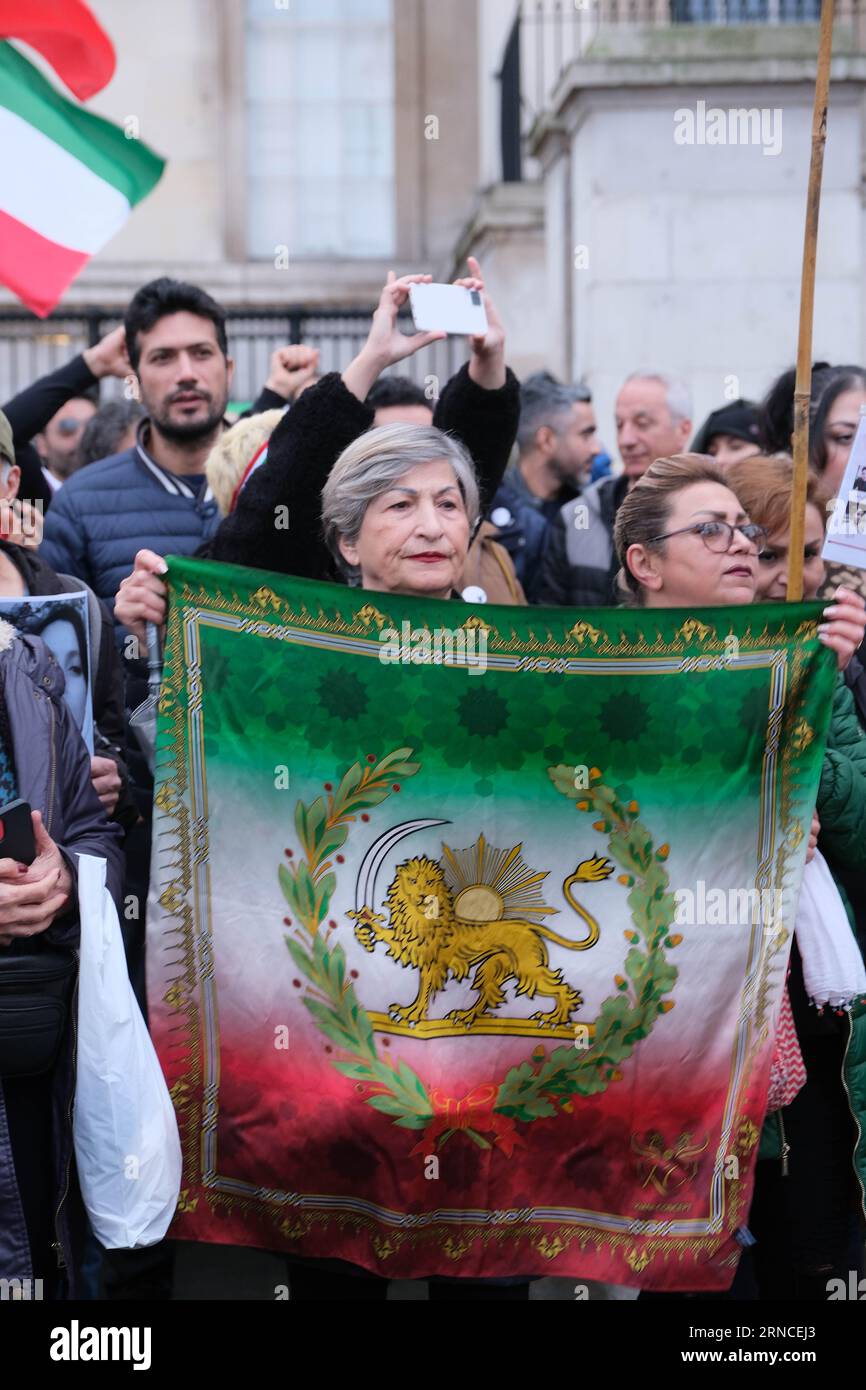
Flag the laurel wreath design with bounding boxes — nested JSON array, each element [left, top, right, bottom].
[[281, 753, 680, 1147]]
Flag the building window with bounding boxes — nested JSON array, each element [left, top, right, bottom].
[[245, 0, 395, 260]]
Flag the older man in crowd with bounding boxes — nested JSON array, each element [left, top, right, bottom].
[[537, 370, 692, 606]]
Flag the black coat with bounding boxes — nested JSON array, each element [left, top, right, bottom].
[[0, 624, 124, 1294], [2, 354, 99, 511], [205, 364, 521, 579], [536, 474, 628, 609]]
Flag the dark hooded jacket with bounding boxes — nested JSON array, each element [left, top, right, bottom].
[[536, 474, 628, 608], [0, 622, 124, 1296]]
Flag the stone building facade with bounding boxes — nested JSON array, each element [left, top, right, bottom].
[[2, 0, 865, 430]]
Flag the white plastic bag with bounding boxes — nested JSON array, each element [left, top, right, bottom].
[[795, 849, 866, 1009], [73, 853, 181, 1248]]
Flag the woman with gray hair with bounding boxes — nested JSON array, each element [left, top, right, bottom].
[[321, 423, 478, 599], [112, 270, 531, 1301], [117, 262, 518, 633]]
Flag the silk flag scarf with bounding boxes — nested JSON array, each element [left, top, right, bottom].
[[147, 556, 836, 1290]]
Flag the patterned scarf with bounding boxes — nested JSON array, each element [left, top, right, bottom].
[[766, 981, 807, 1112]]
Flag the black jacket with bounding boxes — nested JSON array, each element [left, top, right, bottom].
[[2, 355, 99, 509], [0, 623, 124, 1295], [486, 469, 572, 602], [207, 363, 521, 579], [537, 474, 628, 608]]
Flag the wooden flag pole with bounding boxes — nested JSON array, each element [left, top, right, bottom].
[[788, 0, 835, 601]]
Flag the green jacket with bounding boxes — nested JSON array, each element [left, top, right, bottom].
[[759, 678, 866, 1217]]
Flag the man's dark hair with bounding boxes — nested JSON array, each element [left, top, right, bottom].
[[517, 377, 591, 453], [78, 400, 145, 466], [124, 277, 229, 372], [522, 369, 562, 390], [366, 376, 431, 412]]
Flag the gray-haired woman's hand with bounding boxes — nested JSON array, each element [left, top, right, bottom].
[[342, 272, 446, 403], [454, 256, 506, 392]]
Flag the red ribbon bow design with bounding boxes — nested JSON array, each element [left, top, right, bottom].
[[410, 1084, 523, 1157]]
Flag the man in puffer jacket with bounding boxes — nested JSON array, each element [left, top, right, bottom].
[[40, 280, 243, 606]]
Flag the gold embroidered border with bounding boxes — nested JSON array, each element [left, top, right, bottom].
[[152, 570, 830, 1271], [174, 575, 820, 661]]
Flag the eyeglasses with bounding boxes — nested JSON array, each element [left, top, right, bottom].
[[56, 418, 87, 436], [648, 520, 768, 552]]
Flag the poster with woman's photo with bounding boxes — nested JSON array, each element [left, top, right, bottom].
[[0, 592, 93, 752], [823, 406, 866, 570]]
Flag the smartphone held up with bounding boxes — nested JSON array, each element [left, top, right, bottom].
[[409, 282, 489, 338], [0, 799, 36, 866]]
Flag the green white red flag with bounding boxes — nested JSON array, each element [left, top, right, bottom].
[[0, 0, 116, 99], [0, 6, 164, 316], [147, 558, 840, 1289]]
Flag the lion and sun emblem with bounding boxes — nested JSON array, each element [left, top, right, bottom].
[[348, 823, 614, 1037]]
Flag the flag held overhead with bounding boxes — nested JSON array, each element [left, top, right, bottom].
[[0, 40, 164, 316], [0, 0, 115, 99]]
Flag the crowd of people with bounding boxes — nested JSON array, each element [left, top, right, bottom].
[[0, 258, 864, 1302]]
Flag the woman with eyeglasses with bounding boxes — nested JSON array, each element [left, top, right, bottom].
[[613, 451, 862, 663], [614, 452, 866, 1302], [726, 453, 866, 907]]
